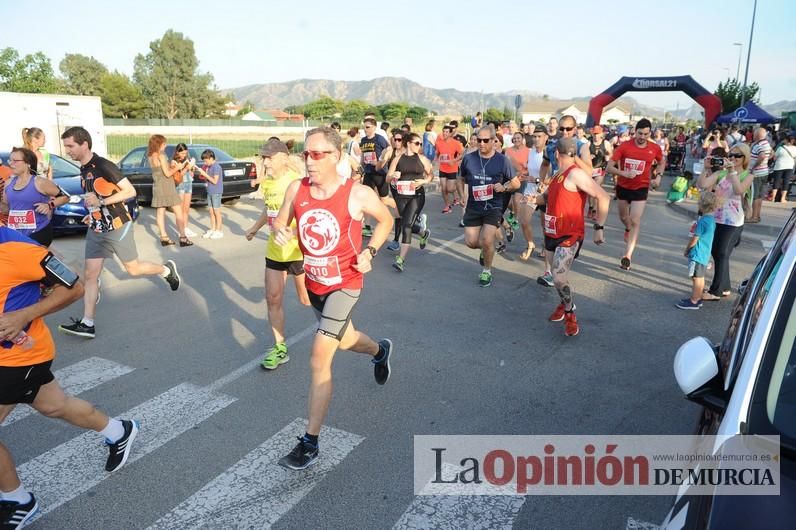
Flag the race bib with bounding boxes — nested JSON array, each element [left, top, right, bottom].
[[623, 158, 646, 177], [396, 180, 415, 195], [8, 210, 36, 231], [303, 255, 342, 287], [362, 151, 377, 165], [472, 184, 494, 201], [266, 209, 278, 230], [543, 213, 558, 236], [439, 153, 451, 163], [592, 168, 605, 178]]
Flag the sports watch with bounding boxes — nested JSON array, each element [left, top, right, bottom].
[[366, 245, 378, 257], [593, 223, 604, 230]]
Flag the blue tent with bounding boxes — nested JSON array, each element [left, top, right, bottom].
[[716, 101, 778, 124]]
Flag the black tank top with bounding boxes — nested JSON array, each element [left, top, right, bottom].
[[590, 140, 608, 169], [396, 154, 424, 181]]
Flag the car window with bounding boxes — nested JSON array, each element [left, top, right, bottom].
[[120, 148, 147, 169], [765, 279, 795, 439], [49, 154, 80, 179]]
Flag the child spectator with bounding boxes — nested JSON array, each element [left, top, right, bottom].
[[666, 170, 692, 204], [198, 149, 224, 239], [677, 191, 717, 310]]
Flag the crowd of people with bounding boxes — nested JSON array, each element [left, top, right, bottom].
[[0, 108, 792, 526]]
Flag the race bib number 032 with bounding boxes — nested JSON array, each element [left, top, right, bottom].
[[303, 255, 343, 286], [8, 210, 36, 231]]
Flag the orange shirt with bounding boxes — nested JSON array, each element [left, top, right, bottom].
[[506, 146, 530, 179], [435, 137, 462, 173], [0, 227, 55, 367]]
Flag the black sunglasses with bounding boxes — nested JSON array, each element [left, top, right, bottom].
[[559, 126, 575, 132], [728, 153, 745, 158], [393, 137, 403, 142], [476, 138, 492, 143]]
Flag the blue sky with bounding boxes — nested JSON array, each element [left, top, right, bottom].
[[4, 0, 794, 111]]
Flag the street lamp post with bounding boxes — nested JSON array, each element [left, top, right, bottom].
[[733, 42, 743, 81], [739, 0, 758, 108]]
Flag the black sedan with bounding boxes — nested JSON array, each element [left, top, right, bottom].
[[0, 151, 139, 236], [118, 144, 258, 205]]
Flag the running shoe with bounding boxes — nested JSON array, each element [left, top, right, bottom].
[[163, 260, 181, 291], [505, 225, 514, 242], [478, 270, 492, 287], [676, 298, 703, 310], [496, 241, 507, 254], [417, 213, 428, 233], [58, 318, 95, 339], [362, 225, 373, 237], [452, 197, 460, 206], [459, 219, 465, 228], [261, 343, 289, 370], [184, 227, 198, 238], [392, 256, 405, 272], [549, 303, 576, 322], [279, 436, 319, 470], [202, 230, 215, 239], [441, 206, 452, 214], [564, 312, 579, 336], [419, 229, 430, 250], [210, 231, 224, 240], [387, 240, 400, 252], [372, 339, 393, 385], [619, 256, 631, 271], [0, 494, 38, 530], [105, 419, 139, 472], [507, 213, 519, 230], [537, 271, 554, 287], [623, 229, 630, 243]]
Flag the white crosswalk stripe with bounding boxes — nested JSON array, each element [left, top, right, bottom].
[[20, 382, 236, 523], [393, 463, 527, 530], [1, 357, 134, 427], [148, 418, 364, 529]]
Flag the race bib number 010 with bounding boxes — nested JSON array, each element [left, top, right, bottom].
[[8, 210, 36, 231], [472, 184, 494, 201], [303, 255, 342, 287]]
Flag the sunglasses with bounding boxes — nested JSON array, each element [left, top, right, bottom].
[[559, 126, 575, 132], [393, 138, 403, 142], [728, 153, 745, 158], [409, 141, 421, 146], [476, 138, 492, 143], [303, 150, 335, 160]]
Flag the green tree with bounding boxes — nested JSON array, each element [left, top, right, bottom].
[[378, 102, 409, 122], [133, 29, 222, 118], [483, 107, 505, 123], [60, 53, 108, 96], [100, 71, 146, 118], [342, 99, 370, 122], [406, 105, 429, 122], [714, 78, 760, 114], [0, 47, 58, 93], [236, 100, 255, 116], [302, 96, 344, 119]]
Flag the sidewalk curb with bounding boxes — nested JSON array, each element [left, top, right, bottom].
[[667, 201, 786, 238]]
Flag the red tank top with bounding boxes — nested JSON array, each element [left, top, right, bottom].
[[293, 177, 363, 295], [543, 164, 586, 246]]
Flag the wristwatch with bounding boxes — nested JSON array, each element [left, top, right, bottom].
[[98, 197, 106, 207], [366, 245, 378, 257], [593, 223, 604, 230]]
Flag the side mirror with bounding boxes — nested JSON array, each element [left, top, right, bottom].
[[673, 337, 727, 413]]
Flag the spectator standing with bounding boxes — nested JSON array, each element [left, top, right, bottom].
[[770, 133, 796, 203], [200, 150, 224, 239], [748, 127, 772, 222], [21, 128, 52, 180], [146, 135, 193, 247]]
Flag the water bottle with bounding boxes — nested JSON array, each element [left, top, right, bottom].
[[12, 331, 34, 350]]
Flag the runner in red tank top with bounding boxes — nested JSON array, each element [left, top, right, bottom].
[[537, 138, 610, 337], [270, 126, 394, 471]]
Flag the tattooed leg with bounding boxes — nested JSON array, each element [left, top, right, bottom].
[[552, 245, 578, 311]]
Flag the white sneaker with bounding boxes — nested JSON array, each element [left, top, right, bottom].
[[202, 230, 214, 239], [210, 231, 224, 239], [185, 227, 197, 238]]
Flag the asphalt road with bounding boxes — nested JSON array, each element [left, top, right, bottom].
[[3, 185, 773, 530]]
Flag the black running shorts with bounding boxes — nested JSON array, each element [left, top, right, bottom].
[[265, 258, 304, 276], [615, 186, 649, 203], [463, 208, 502, 228], [0, 360, 55, 405], [363, 173, 389, 198], [308, 288, 361, 341]]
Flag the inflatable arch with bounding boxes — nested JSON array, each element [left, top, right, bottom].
[[585, 76, 722, 128]]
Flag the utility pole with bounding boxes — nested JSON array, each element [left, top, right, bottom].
[[739, 0, 757, 108]]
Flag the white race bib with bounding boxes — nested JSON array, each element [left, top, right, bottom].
[[543, 213, 558, 236], [472, 184, 494, 201], [623, 158, 646, 176], [8, 210, 36, 231], [439, 153, 451, 163], [362, 151, 377, 165], [266, 209, 278, 231], [592, 168, 605, 178], [396, 180, 415, 195], [303, 255, 342, 287]]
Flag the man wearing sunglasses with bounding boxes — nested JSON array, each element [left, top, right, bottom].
[[270, 127, 394, 471], [460, 125, 520, 287], [605, 118, 664, 271]]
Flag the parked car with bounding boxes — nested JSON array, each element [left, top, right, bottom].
[[118, 144, 258, 205], [663, 209, 796, 529], [0, 151, 139, 236]]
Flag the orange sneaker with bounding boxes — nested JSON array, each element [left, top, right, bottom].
[[548, 303, 576, 322], [564, 312, 579, 336]]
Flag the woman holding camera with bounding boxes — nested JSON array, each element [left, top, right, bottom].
[[697, 144, 753, 301], [146, 135, 193, 247], [702, 129, 729, 158]]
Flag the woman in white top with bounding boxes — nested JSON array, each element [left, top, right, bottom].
[[770, 133, 796, 202], [521, 125, 547, 260], [697, 144, 753, 300]]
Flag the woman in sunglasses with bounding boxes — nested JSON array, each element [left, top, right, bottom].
[[378, 131, 405, 251], [386, 132, 433, 271], [697, 144, 753, 301]]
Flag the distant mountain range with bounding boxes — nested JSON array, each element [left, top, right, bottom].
[[227, 77, 795, 121], [226, 76, 663, 118]]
